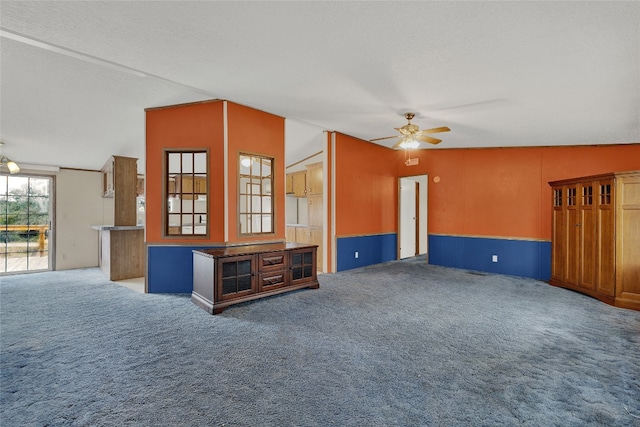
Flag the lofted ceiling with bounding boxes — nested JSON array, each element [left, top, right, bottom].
[[1, 1, 639, 173]]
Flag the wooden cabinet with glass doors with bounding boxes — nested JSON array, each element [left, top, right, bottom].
[[192, 242, 319, 314], [549, 170, 640, 310]]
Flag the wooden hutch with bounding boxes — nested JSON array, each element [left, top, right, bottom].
[[549, 170, 640, 310]]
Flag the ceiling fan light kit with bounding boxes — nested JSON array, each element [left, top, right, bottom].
[[399, 137, 420, 149], [370, 112, 451, 150], [0, 142, 21, 174]]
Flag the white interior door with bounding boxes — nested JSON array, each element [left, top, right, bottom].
[[399, 175, 428, 259], [400, 177, 416, 259]]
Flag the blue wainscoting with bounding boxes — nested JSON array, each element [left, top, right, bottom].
[[428, 234, 551, 280], [337, 233, 397, 272], [147, 245, 219, 293]]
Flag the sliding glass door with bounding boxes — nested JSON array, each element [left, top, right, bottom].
[[0, 174, 53, 273]]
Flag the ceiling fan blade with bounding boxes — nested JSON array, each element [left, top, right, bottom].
[[416, 135, 442, 145], [395, 127, 412, 136], [419, 126, 451, 134], [370, 135, 400, 142]]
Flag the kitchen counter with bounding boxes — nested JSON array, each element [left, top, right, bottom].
[[91, 225, 144, 231], [92, 225, 145, 281]]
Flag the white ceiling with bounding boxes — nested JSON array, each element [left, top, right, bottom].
[[1, 1, 638, 173]]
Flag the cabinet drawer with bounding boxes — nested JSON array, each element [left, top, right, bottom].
[[258, 251, 288, 272], [259, 271, 286, 291]]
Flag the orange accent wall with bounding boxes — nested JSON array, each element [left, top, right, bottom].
[[145, 100, 285, 245], [226, 102, 285, 243], [145, 100, 225, 244], [396, 144, 640, 241], [334, 132, 397, 236]]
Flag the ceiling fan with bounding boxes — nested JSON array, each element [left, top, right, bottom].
[[370, 113, 450, 149]]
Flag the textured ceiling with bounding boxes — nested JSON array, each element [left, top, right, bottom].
[[1, 1, 639, 172]]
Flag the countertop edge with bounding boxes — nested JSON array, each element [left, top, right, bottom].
[[91, 225, 144, 231]]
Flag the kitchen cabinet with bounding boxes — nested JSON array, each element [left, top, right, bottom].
[[285, 174, 294, 194], [307, 194, 323, 227], [286, 171, 307, 196], [285, 161, 324, 271], [550, 170, 640, 310], [286, 226, 297, 242], [306, 162, 323, 195], [102, 159, 114, 197], [291, 226, 323, 273], [192, 242, 319, 314], [101, 156, 138, 226], [173, 175, 207, 200], [94, 156, 144, 281], [136, 175, 145, 196], [292, 171, 307, 197]]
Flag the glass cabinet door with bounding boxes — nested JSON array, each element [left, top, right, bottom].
[[290, 248, 315, 284], [217, 255, 255, 301]]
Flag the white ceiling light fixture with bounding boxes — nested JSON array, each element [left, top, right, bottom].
[[0, 142, 21, 174], [398, 136, 420, 150]]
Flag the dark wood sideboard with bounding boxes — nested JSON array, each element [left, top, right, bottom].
[[192, 242, 319, 314]]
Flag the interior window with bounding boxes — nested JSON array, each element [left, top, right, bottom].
[[165, 151, 207, 236], [238, 154, 274, 235]]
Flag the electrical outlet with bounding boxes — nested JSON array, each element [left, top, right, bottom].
[[355, 251, 359, 259], [492, 255, 498, 263]]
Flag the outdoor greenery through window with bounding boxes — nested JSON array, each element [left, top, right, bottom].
[[166, 151, 207, 236], [239, 154, 273, 235], [0, 175, 51, 273]]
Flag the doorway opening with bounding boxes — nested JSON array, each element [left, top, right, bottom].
[[399, 175, 428, 259], [0, 174, 53, 274]]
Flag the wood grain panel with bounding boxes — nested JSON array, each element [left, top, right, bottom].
[[308, 195, 323, 227], [551, 171, 640, 311], [107, 229, 144, 281], [551, 204, 565, 282], [596, 187, 615, 296], [616, 178, 640, 308], [579, 186, 596, 291], [565, 198, 579, 287]]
